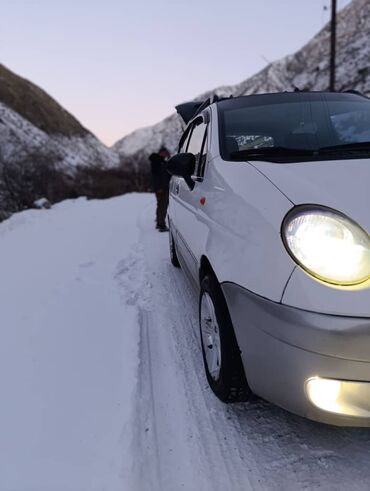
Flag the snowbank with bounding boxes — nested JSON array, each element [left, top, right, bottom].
[[0, 194, 150, 491]]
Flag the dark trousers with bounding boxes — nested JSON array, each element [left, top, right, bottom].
[[155, 190, 169, 228]]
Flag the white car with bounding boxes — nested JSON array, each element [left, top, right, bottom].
[[167, 91, 370, 427]]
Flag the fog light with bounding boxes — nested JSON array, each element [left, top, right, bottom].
[[306, 378, 341, 413], [306, 377, 370, 418]]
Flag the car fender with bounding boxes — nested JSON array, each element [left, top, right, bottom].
[[196, 158, 295, 303]]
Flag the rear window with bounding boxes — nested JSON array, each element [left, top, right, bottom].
[[218, 93, 370, 163]]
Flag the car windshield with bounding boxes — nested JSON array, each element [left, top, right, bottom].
[[218, 92, 370, 163]]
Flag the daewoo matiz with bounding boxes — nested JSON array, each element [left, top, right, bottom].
[[167, 91, 370, 426]]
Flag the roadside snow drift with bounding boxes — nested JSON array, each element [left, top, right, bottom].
[[0, 195, 145, 491], [1, 193, 370, 491]]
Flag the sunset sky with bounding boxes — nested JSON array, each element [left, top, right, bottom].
[[1, 0, 351, 146]]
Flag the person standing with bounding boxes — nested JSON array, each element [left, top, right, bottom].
[[149, 146, 170, 232]]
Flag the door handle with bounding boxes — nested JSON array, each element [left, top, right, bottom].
[[175, 182, 180, 195]]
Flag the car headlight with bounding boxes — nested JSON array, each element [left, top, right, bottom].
[[283, 206, 370, 286]]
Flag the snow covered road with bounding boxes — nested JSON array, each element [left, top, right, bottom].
[[1, 193, 370, 491]]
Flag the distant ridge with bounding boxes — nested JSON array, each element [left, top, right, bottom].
[[0, 63, 122, 217], [0, 63, 88, 137], [0, 63, 119, 172]]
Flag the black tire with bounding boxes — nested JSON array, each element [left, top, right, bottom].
[[199, 274, 251, 403], [169, 230, 180, 268]]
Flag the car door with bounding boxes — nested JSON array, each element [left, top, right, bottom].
[[175, 116, 208, 283], [168, 125, 192, 236]]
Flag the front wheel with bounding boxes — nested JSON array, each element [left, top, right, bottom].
[[199, 274, 251, 403]]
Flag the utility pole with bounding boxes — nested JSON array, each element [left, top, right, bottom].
[[329, 0, 337, 91]]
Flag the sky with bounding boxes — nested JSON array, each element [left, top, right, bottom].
[[1, 0, 352, 146]]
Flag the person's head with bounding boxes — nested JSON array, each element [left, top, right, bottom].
[[159, 146, 170, 159]]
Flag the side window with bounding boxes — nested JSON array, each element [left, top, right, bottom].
[[178, 127, 192, 153], [187, 119, 207, 176]]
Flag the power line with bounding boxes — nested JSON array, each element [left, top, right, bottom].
[[329, 0, 337, 91]]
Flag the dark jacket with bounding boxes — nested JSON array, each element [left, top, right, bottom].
[[149, 153, 170, 192]]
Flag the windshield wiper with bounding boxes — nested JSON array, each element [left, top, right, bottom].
[[318, 141, 370, 154], [229, 146, 315, 161], [230, 142, 370, 161]]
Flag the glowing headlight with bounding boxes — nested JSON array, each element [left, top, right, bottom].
[[283, 207, 370, 285]]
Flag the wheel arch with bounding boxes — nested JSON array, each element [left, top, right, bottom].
[[199, 255, 218, 284], [199, 255, 234, 332]]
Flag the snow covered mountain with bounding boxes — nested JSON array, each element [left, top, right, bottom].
[[0, 63, 118, 171], [114, 0, 370, 167], [0, 63, 123, 216]]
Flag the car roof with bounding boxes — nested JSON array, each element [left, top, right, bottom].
[[176, 91, 368, 124], [215, 90, 368, 111]]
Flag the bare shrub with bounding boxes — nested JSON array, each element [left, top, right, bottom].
[[73, 156, 151, 199], [0, 150, 152, 221], [0, 151, 71, 214]]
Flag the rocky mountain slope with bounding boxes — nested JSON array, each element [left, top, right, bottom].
[[0, 63, 118, 171], [114, 0, 370, 167], [0, 64, 126, 217]]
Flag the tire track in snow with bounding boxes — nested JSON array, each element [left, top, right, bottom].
[[116, 242, 217, 490], [134, 308, 164, 491], [130, 204, 258, 490]]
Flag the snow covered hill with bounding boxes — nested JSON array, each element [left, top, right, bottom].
[[0, 64, 118, 172], [2, 194, 370, 490], [114, 0, 370, 167], [0, 64, 124, 217], [0, 102, 118, 173]]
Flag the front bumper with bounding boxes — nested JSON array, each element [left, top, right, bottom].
[[221, 282, 370, 426]]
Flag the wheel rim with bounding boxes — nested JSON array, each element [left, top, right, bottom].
[[200, 292, 222, 381]]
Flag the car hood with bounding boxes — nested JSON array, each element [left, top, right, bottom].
[[251, 158, 370, 230]]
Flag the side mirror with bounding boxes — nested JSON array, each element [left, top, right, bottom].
[[166, 153, 196, 190]]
